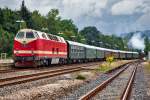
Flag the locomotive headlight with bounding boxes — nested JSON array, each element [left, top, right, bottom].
[[15, 50, 19, 54]]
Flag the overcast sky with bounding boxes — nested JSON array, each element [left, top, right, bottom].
[[0, 0, 150, 35]]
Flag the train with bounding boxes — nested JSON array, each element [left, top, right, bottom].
[[13, 29, 139, 67]]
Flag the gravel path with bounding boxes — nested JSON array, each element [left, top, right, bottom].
[[59, 64, 129, 100], [130, 63, 149, 100]]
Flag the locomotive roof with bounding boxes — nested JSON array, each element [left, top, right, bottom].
[[18, 29, 66, 43], [19, 29, 34, 32], [19, 29, 58, 37]]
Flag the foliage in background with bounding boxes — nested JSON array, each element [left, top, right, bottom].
[[144, 36, 150, 55], [0, 26, 14, 56], [80, 26, 125, 50], [0, 0, 136, 57]]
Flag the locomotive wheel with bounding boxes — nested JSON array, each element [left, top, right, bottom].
[[33, 61, 40, 68]]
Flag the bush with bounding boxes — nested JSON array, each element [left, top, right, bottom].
[[96, 63, 111, 72], [106, 55, 114, 66], [76, 74, 86, 80]]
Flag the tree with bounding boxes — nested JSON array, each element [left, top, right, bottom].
[[32, 10, 47, 31], [0, 8, 4, 25], [144, 36, 150, 55], [60, 19, 78, 33], [47, 9, 60, 34], [58, 19, 78, 41], [80, 26, 101, 45], [20, 0, 33, 28]]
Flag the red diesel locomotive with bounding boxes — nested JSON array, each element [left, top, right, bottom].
[[13, 29, 67, 67]]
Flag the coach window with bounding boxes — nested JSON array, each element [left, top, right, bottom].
[[26, 32, 35, 38], [16, 32, 24, 39]]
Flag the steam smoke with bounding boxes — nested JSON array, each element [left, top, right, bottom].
[[128, 33, 145, 50]]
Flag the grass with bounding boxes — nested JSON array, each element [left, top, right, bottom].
[[76, 74, 86, 80], [143, 61, 150, 73], [95, 60, 133, 73], [95, 63, 111, 72]]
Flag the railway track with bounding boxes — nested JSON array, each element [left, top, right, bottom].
[[0, 67, 81, 87], [79, 63, 137, 100], [0, 63, 99, 87], [0, 68, 34, 73], [0, 62, 99, 74]]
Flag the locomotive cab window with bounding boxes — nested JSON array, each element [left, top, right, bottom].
[[16, 32, 24, 39], [26, 32, 35, 38]]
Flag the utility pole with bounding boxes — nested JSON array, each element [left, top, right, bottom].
[[16, 20, 24, 30]]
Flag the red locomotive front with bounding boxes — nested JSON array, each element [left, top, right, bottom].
[[13, 29, 67, 67]]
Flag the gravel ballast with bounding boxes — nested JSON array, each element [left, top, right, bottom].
[[130, 63, 149, 100], [143, 62, 150, 98], [59, 64, 128, 100], [0, 70, 94, 97], [91, 64, 134, 99], [0, 61, 134, 100], [0, 80, 83, 100]]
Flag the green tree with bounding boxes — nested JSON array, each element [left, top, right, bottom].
[[20, 0, 33, 28], [144, 36, 150, 55], [2, 8, 18, 33], [0, 8, 4, 25], [47, 9, 60, 34], [59, 19, 78, 41], [32, 10, 47, 31], [60, 19, 78, 33], [80, 26, 101, 45]]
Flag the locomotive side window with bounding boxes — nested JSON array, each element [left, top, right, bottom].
[[47, 34, 53, 40], [34, 32, 39, 38], [26, 32, 35, 38], [54, 36, 59, 41], [42, 33, 47, 39], [52, 36, 56, 40], [16, 32, 24, 39]]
